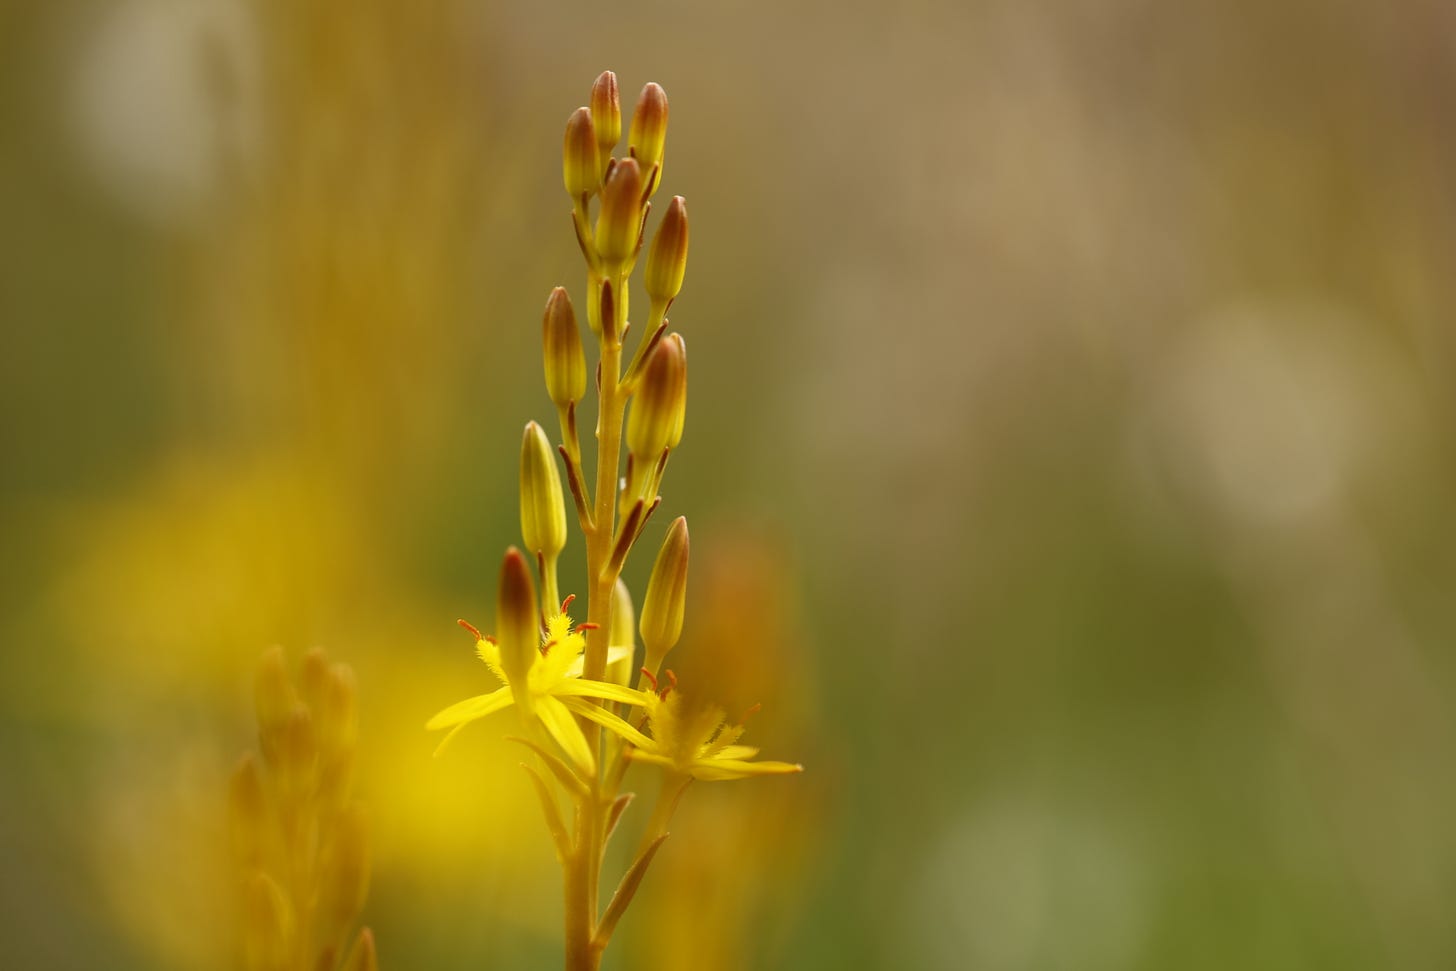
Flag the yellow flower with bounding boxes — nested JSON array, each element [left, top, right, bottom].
[[625, 673, 803, 782], [426, 597, 647, 773]]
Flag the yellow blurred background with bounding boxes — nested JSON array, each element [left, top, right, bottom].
[[3, 0, 1456, 968]]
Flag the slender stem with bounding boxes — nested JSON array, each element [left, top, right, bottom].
[[637, 774, 691, 857]]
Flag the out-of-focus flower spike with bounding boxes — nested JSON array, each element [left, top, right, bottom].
[[228, 753, 266, 866], [641, 516, 689, 672], [244, 870, 293, 971], [628, 82, 668, 197], [542, 288, 587, 408], [318, 806, 371, 948], [590, 71, 621, 172], [645, 196, 689, 306], [254, 645, 294, 762], [319, 662, 358, 759], [563, 107, 599, 200], [596, 157, 643, 265], [342, 929, 378, 971], [520, 421, 568, 562], [497, 547, 540, 706]]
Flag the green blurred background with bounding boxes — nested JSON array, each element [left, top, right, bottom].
[[4, 0, 1456, 968]]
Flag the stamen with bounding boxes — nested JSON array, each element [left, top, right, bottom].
[[660, 669, 678, 700], [541, 638, 558, 657], [457, 619, 485, 641], [739, 702, 762, 725], [639, 668, 659, 692], [576, 622, 601, 632], [560, 593, 576, 614]]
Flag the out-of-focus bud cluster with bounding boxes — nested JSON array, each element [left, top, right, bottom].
[[233, 646, 376, 971]]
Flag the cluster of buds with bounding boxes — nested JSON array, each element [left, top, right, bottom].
[[432, 72, 798, 971], [232, 647, 377, 971]]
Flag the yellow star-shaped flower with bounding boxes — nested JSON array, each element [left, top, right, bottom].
[[622, 672, 803, 781], [426, 599, 646, 773]]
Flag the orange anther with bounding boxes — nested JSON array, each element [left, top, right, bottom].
[[457, 619, 485, 641]]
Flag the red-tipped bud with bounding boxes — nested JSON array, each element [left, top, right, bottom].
[[595, 157, 644, 264], [629, 82, 668, 196], [627, 332, 687, 460], [562, 107, 599, 198], [641, 516, 689, 671], [496, 547, 539, 691], [590, 71, 621, 166], [520, 421, 567, 560], [542, 287, 586, 406], [645, 196, 689, 304]]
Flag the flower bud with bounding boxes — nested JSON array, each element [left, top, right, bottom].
[[606, 577, 636, 686], [595, 157, 643, 264], [628, 82, 668, 195], [520, 421, 567, 560], [627, 332, 687, 460], [496, 547, 539, 691], [562, 107, 599, 198], [590, 71, 621, 166], [641, 516, 689, 672], [542, 287, 586, 406], [228, 754, 266, 866], [254, 646, 295, 763], [645, 196, 689, 304]]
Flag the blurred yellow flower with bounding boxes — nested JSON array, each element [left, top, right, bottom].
[[628, 677, 804, 782], [426, 598, 644, 773]]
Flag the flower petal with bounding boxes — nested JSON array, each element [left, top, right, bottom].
[[564, 643, 633, 678], [711, 745, 760, 761], [553, 678, 651, 707], [425, 686, 514, 731], [560, 697, 655, 749], [690, 759, 803, 782], [537, 695, 596, 775]]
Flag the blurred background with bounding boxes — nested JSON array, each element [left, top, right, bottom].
[[3, 0, 1456, 968]]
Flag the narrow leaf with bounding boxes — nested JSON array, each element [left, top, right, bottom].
[[506, 735, 589, 796], [605, 792, 635, 847], [594, 833, 669, 948], [521, 763, 571, 861]]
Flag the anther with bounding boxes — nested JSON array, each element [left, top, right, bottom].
[[457, 619, 485, 641]]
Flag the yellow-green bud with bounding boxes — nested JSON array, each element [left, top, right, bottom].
[[520, 421, 567, 560], [641, 516, 689, 672], [628, 333, 687, 459], [645, 196, 689, 304], [606, 577, 636, 686], [628, 82, 668, 195], [497, 547, 539, 691], [595, 157, 643, 264], [542, 287, 586, 406], [590, 71, 621, 166], [563, 107, 599, 198]]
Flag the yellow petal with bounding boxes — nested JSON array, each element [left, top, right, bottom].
[[564, 643, 632, 678], [425, 686, 514, 731], [712, 745, 760, 761], [560, 697, 655, 749], [691, 759, 803, 782], [537, 695, 595, 775], [553, 679, 651, 707]]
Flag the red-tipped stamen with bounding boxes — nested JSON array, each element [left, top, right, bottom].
[[739, 702, 763, 725], [560, 593, 576, 614], [576, 622, 601, 631], [458, 619, 485, 641], [639, 668, 659, 692]]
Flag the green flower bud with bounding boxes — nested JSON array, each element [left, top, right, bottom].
[[641, 516, 689, 672], [542, 287, 586, 407], [595, 157, 643, 264], [627, 333, 687, 459], [562, 107, 599, 198], [628, 82, 668, 196], [520, 421, 567, 561], [645, 196, 689, 304], [590, 71, 621, 169]]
